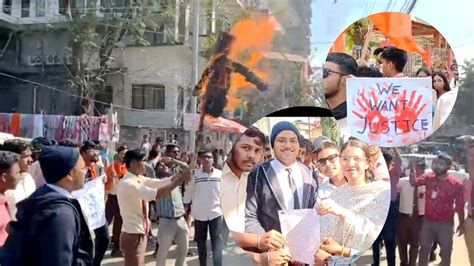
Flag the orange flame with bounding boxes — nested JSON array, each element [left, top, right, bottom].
[[225, 13, 277, 111]]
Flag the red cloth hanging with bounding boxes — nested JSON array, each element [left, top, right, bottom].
[[10, 113, 21, 136]]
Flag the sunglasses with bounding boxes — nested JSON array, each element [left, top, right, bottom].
[[317, 154, 339, 166], [323, 68, 347, 78]]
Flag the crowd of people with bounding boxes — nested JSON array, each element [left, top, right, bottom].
[[323, 45, 459, 139], [0, 119, 473, 266]]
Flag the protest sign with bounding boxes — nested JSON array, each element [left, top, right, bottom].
[[347, 77, 432, 147], [278, 209, 320, 265], [72, 177, 106, 230]]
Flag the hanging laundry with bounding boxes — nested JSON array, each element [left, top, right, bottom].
[[10, 113, 21, 136], [0, 113, 11, 133], [98, 123, 110, 141], [20, 114, 33, 138], [54, 116, 65, 141], [32, 114, 44, 138]]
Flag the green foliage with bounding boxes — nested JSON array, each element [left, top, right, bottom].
[[68, 0, 178, 113], [454, 59, 474, 124], [288, 63, 314, 106], [321, 116, 340, 146], [345, 18, 369, 51]]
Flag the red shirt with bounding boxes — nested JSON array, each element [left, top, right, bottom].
[[415, 173, 465, 224], [0, 193, 11, 246]]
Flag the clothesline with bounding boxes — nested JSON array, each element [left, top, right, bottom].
[[0, 112, 119, 142]]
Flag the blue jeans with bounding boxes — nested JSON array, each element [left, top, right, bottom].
[[195, 216, 223, 266], [372, 201, 398, 266]]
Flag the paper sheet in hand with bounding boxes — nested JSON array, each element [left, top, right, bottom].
[[72, 177, 106, 230], [278, 209, 320, 264]]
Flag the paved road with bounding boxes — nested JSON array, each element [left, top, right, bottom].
[[356, 216, 469, 265], [102, 224, 254, 266], [102, 217, 470, 265]]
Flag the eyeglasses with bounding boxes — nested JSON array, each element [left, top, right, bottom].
[[323, 68, 348, 78], [316, 154, 339, 166], [340, 156, 367, 164]]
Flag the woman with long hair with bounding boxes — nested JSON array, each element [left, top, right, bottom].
[[432, 71, 451, 98], [314, 139, 390, 265]]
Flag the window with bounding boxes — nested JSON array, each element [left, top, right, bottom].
[[132, 84, 165, 110], [58, 0, 69, 15], [3, 0, 11, 14], [36, 0, 45, 17], [21, 0, 30, 17]]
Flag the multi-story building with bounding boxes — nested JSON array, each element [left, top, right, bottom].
[[0, 0, 74, 114]]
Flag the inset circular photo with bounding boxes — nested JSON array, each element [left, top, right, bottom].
[[322, 12, 459, 147], [218, 107, 391, 265]]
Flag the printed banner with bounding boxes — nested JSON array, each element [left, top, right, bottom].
[[347, 77, 432, 147]]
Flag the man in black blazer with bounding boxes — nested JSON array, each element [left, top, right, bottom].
[[246, 121, 317, 234]]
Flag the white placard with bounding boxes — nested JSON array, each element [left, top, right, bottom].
[[72, 177, 106, 230], [347, 77, 432, 147]]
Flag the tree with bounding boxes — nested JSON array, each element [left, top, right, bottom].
[[453, 58, 474, 124], [321, 117, 340, 146], [345, 18, 369, 52], [68, 0, 176, 114]]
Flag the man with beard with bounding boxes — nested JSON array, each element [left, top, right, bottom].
[[410, 153, 465, 266], [323, 53, 358, 141], [1, 140, 35, 220], [80, 140, 109, 266], [156, 143, 190, 266], [221, 126, 291, 265], [246, 122, 318, 264]]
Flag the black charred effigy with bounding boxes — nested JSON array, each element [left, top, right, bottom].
[[192, 33, 268, 117]]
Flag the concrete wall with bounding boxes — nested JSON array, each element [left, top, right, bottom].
[[107, 45, 208, 129]]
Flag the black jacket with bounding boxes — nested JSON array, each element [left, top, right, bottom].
[[0, 185, 93, 266]]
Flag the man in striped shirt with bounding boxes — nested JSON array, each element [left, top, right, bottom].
[[156, 143, 189, 266]]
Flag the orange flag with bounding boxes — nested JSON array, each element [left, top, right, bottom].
[[369, 12, 430, 66], [330, 31, 346, 53]]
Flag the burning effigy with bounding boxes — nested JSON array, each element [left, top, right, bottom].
[[193, 13, 277, 118], [192, 33, 268, 117]]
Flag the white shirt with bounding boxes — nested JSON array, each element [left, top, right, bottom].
[[6, 172, 36, 220], [117, 171, 172, 234], [397, 177, 425, 216], [220, 163, 248, 233], [29, 161, 45, 188], [183, 167, 222, 221], [318, 178, 338, 201], [270, 159, 304, 210]]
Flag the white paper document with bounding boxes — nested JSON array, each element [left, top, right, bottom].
[[72, 177, 107, 230], [278, 209, 320, 265]]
